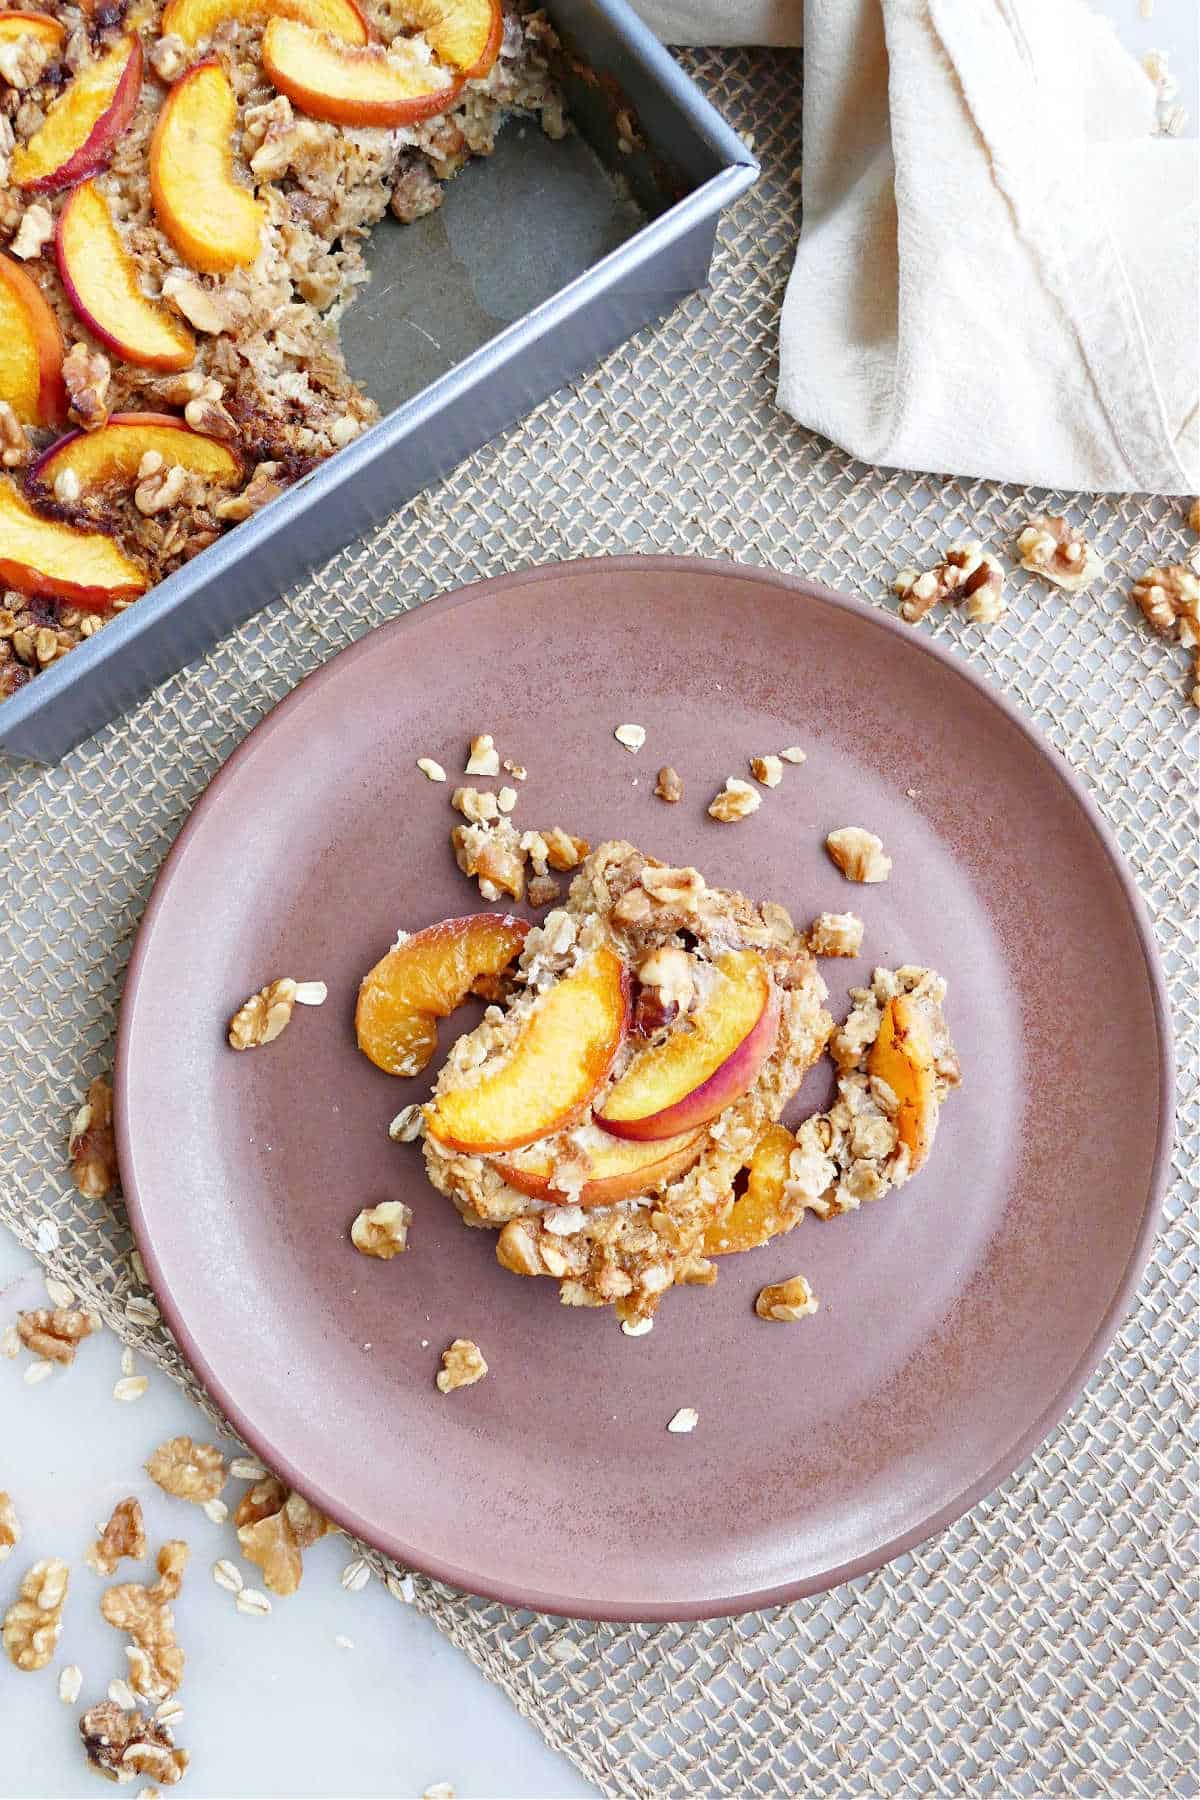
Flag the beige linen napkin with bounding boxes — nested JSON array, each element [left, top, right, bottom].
[[631, 0, 1199, 493]]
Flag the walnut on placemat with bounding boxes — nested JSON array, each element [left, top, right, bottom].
[[16, 1306, 99, 1366], [69, 1075, 118, 1201], [1015, 514, 1105, 592]]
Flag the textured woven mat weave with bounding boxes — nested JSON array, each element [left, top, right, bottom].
[[2, 47, 1197, 1799]]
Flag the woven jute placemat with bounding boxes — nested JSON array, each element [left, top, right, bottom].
[[1, 49, 1196, 1798]]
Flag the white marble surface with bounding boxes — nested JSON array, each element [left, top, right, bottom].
[[0, 1237, 596, 1800]]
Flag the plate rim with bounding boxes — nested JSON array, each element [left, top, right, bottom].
[[115, 552, 1176, 1622]]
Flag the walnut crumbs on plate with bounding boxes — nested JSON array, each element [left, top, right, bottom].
[[356, 839, 961, 1325], [0, 0, 564, 699]]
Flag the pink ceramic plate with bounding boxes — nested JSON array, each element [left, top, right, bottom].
[[116, 557, 1172, 1621]]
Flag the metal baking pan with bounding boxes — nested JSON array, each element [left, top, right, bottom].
[[0, 0, 757, 764]]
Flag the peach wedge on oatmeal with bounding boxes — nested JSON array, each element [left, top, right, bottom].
[[57, 182, 196, 374], [0, 250, 67, 428], [0, 478, 147, 609], [11, 36, 142, 192]]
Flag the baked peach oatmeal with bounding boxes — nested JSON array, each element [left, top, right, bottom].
[[0, 0, 564, 699], [354, 839, 962, 1326]]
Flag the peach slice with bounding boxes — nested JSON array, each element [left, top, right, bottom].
[[0, 477, 146, 610], [497, 1126, 706, 1209], [597, 950, 779, 1141], [261, 18, 463, 127], [11, 36, 141, 192], [355, 912, 529, 1078], [867, 994, 938, 1171], [57, 182, 195, 375], [160, 0, 368, 48], [393, 0, 501, 79], [0, 251, 67, 428], [150, 61, 264, 275], [424, 946, 630, 1155], [702, 1123, 794, 1257], [32, 413, 241, 495], [0, 12, 66, 50]]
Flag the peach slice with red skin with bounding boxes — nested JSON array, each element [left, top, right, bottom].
[[11, 36, 142, 192], [702, 1122, 794, 1257], [57, 182, 196, 375], [0, 12, 66, 50], [261, 18, 463, 128], [0, 477, 146, 610], [150, 61, 264, 275], [496, 1126, 706, 1209], [867, 994, 938, 1171], [356, 912, 529, 1078], [424, 945, 630, 1155], [32, 413, 242, 495], [393, 0, 502, 79], [161, 0, 368, 48], [0, 251, 67, 428], [596, 949, 779, 1141]]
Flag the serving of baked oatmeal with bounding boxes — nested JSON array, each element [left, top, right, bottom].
[[0, 0, 564, 699]]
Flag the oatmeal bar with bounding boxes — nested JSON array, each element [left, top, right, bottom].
[[0, 2, 565, 699], [422, 841, 834, 1323]]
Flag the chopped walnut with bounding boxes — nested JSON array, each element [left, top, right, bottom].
[[1131, 562, 1200, 641], [633, 945, 694, 1034], [390, 150, 444, 223], [640, 863, 706, 910], [148, 30, 187, 80], [452, 785, 500, 824], [63, 342, 112, 430], [3, 1557, 68, 1670], [806, 911, 864, 957], [0, 400, 29, 469], [708, 777, 761, 822], [465, 733, 500, 776], [79, 1700, 189, 1787], [9, 200, 53, 259], [501, 758, 527, 782], [543, 827, 589, 872], [750, 754, 783, 788], [350, 1200, 412, 1260], [183, 391, 237, 440], [654, 765, 683, 803], [893, 542, 1006, 626], [134, 461, 191, 517], [146, 1437, 227, 1505], [100, 1541, 189, 1700], [825, 827, 892, 884], [451, 818, 525, 901], [436, 1338, 488, 1393], [227, 978, 298, 1049], [16, 1307, 99, 1366], [0, 1492, 20, 1560], [160, 270, 226, 334], [87, 1497, 146, 1575], [69, 1075, 117, 1199], [1187, 498, 1200, 535], [234, 1480, 329, 1596], [213, 460, 284, 523], [526, 873, 561, 908], [755, 1274, 819, 1321], [1015, 514, 1104, 593]]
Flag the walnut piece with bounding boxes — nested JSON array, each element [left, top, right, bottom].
[[87, 1497, 146, 1575], [1015, 514, 1104, 593], [16, 1306, 99, 1365], [436, 1338, 488, 1393], [633, 945, 694, 1034], [70, 1074, 118, 1200], [893, 542, 1006, 626], [63, 342, 112, 430], [227, 978, 297, 1049], [451, 819, 525, 902], [134, 459, 191, 516], [750, 754, 783, 788], [212, 460, 284, 523], [9, 200, 53, 259], [755, 1274, 819, 1322], [1131, 562, 1200, 642], [1188, 498, 1200, 535], [391, 150, 444, 223], [234, 1479, 329, 1595], [101, 1541, 189, 1701], [160, 269, 226, 334], [708, 777, 761, 822], [79, 1700, 190, 1786], [806, 911, 865, 958], [640, 862, 706, 910], [825, 827, 892, 884], [0, 1492, 20, 1561], [464, 733, 500, 776], [3, 1556, 68, 1670], [0, 400, 30, 469], [146, 1437, 227, 1505], [654, 765, 683, 803], [350, 1200, 412, 1259]]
